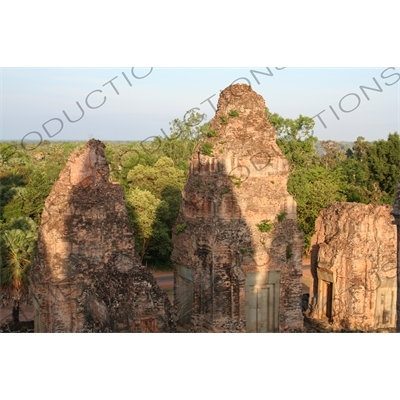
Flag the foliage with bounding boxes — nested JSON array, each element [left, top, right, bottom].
[[201, 142, 214, 157], [339, 157, 372, 203], [266, 110, 400, 251], [267, 107, 317, 169], [125, 188, 162, 263], [277, 212, 287, 222], [0, 143, 18, 166], [159, 110, 208, 171], [23, 166, 60, 222], [339, 133, 400, 204], [0, 217, 38, 323], [221, 188, 231, 195], [320, 140, 346, 169], [256, 219, 274, 233], [229, 175, 242, 189], [145, 200, 175, 263], [127, 157, 185, 197], [228, 110, 239, 117], [364, 132, 400, 203], [176, 223, 187, 234], [288, 165, 346, 250], [286, 243, 293, 260], [126, 156, 185, 265], [1, 143, 74, 227], [105, 142, 153, 186], [1, 173, 28, 222]]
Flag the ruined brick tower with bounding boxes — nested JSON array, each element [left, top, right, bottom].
[[309, 202, 397, 331], [171, 84, 304, 332], [392, 181, 400, 331], [30, 140, 176, 332]]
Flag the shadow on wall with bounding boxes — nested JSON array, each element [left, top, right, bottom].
[[308, 203, 397, 332], [29, 140, 176, 333], [171, 83, 305, 333], [171, 152, 304, 333]]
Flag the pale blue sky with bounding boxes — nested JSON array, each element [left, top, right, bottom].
[[1, 67, 399, 144]]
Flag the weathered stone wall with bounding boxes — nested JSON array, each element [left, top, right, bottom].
[[309, 202, 397, 331], [30, 140, 176, 332], [171, 84, 304, 332], [392, 181, 400, 331]]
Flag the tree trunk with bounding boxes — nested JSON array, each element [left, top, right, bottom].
[[12, 303, 20, 325]]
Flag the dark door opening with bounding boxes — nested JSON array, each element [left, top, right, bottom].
[[325, 282, 333, 321]]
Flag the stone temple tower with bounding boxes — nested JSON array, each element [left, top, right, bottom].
[[30, 140, 176, 332], [309, 202, 397, 332], [171, 84, 304, 332], [392, 180, 400, 332]]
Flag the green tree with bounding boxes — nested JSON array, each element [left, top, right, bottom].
[[339, 133, 400, 204], [105, 142, 157, 187], [288, 165, 346, 250], [366, 132, 400, 203], [0, 217, 38, 324], [267, 108, 317, 169], [340, 156, 374, 203], [24, 166, 60, 222], [127, 156, 185, 196], [145, 200, 174, 265], [352, 136, 370, 161], [320, 140, 346, 169], [0, 169, 29, 223], [125, 188, 162, 263], [0, 143, 18, 166], [160, 110, 208, 171], [126, 156, 186, 265], [267, 108, 329, 251]]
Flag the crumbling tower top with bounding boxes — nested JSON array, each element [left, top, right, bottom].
[[209, 83, 277, 144], [55, 139, 110, 189]]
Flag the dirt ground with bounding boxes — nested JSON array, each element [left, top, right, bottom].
[[0, 305, 34, 326]]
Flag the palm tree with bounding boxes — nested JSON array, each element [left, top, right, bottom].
[[0, 217, 37, 324]]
